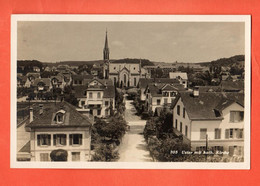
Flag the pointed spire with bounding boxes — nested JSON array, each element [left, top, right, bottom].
[[103, 30, 109, 61]]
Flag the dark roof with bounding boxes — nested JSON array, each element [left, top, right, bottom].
[[221, 81, 244, 91], [138, 78, 180, 89], [198, 86, 222, 92], [74, 85, 115, 99], [27, 102, 93, 128], [72, 74, 94, 80], [176, 91, 244, 120], [146, 83, 185, 97], [26, 72, 40, 78], [32, 78, 51, 87]]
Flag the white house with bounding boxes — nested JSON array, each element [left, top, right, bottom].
[[172, 90, 244, 157], [74, 78, 115, 118], [26, 102, 93, 162], [169, 72, 188, 88]]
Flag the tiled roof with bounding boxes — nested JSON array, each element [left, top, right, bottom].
[[27, 102, 93, 128], [32, 78, 51, 87], [26, 72, 40, 78], [138, 78, 180, 89], [147, 83, 185, 97], [72, 74, 94, 81], [176, 91, 244, 120], [74, 84, 115, 99], [221, 81, 244, 91]]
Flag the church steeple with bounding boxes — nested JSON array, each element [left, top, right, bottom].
[[103, 30, 109, 61]]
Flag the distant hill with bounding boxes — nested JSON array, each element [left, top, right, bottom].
[[197, 55, 245, 67]]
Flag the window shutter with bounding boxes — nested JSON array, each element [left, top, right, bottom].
[[37, 135, 40, 146], [240, 129, 243, 138], [230, 112, 234, 122], [47, 135, 51, 146], [79, 134, 82, 145], [225, 129, 229, 139], [236, 129, 240, 138], [229, 146, 234, 156], [69, 134, 72, 145], [53, 135, 56, 146]]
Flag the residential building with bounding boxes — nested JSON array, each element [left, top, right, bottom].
[[24, 72, 41, 88], [72, 74, 94, 86], [144, 82, 185, 113], [26, 102, 93, 162], [138, 78, 180, 101], [172, 90, 244, 157], [32, 78, 52, 92], [17, 74, 27, 87], [74, 78, 115, 118], [50, 74, 66, 90], [169, 72, 188, 88]]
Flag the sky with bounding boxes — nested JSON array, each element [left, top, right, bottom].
[[17, 21, 245, 63]]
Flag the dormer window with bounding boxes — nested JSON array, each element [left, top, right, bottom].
[[54, 110, 66, 124]]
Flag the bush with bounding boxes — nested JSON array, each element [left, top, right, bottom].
[[92, 144, 119, 162], [50, 149, 68, 161]]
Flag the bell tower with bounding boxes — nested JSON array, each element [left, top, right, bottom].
[[103, 30, 110, 79]]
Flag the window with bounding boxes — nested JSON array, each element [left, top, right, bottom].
[[200, 128, 207, 139], [177, 105, 180, 115], [196, 146, 206, 151], [54, 112, 64, 124], [89, 92, 93, 99], [225, 128, 243, 139], [105, 101, 109, 106], [164, 98, 168, 104], [212, 146, 224, 153], [180, 122, 183, 132], [53, 134, 66, 146], [171, 98, 175, 104], [105, 109, 109, 116], [90, 109, 93, 115], [40, 153, 49, 161], [170, 92, 176, 97], [72, 152, 80, 161], [114, 77, 116, 84], [97, 109, 101, 116], [215, 129, 221, 139], [114, 67, 116, 70], [124, 74, 127, 84], [175, 119, 178, 129], [79, 80, 82, 84], [183, 108, 185, 118], [81, 101, 85, 106], [37, 134, 51, 146], [69, 134, 82, 145], [74, 80, 77, 84], [185, 126, 188, 137], [157, 99, 161, 105], [134, 78, 137, 86], [97, 92, 101, 98], [230, 111, 244, 122]]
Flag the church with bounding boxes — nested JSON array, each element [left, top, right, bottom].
[[102, 31, 146, 87]]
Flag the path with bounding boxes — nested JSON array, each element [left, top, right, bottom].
[[117, 95, 153, 162]]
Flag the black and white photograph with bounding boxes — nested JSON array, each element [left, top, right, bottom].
[[11, 15, 251, 169]]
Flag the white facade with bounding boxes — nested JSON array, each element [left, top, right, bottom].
[[30, 127, 91, 162], [173, 98, 244, 156]]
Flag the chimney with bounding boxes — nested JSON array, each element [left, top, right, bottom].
[[193, 87, 199, 97], [39, 104, 43, 115], [29, 107, 33, 123]]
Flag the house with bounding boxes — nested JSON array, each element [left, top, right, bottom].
[[172, 90, 244, 157], [72, 74, 94, 86], [50, 74, 66, 90], [26, 102, 93, 162], [220, 81, 244, 92], [33, 66, 41, 72], [144, 82, 185, 113], [32, 78, 52, 92], [169, 72, 188, 88], [17, 74, 27, 87], [138, 78, 180, 101], [74, 78, 115, 118], [25, 72, 41, 88]]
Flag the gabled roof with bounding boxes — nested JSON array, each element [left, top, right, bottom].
[[27, 102, 93, 128], [50, 75, 63, 82], [146, 83, 184, 97], [32, 78, 51, 87], [138, 78, 180, 89], [221, 81, 244, 91], [72, 74, 94, 81], [74, 84, 115, 99], [26, 72, 41, 78], [161, 84, 179, 91], [175, 91, 244, 120]]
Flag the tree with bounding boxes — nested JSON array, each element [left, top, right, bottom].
[[92, 144, 119, 162], [50, 149, 68, 161]]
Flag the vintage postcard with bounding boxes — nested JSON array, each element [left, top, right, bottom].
[[11, 15, 251, 169]]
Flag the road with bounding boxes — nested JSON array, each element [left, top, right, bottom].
[[117, 96, 153, 162]]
